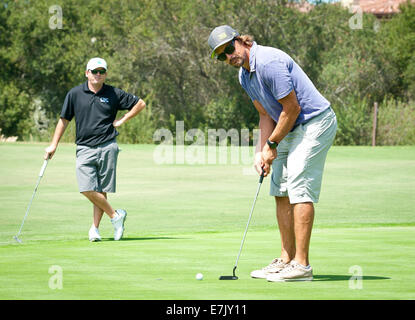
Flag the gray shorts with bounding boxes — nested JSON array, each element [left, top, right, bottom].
[[270, 107, 337, 204], [76, 139, 119, 193]]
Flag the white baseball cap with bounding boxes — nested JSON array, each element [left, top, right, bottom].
[[86, 57, 107, 71]]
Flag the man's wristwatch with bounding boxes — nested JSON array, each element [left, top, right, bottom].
[[266, 139, 278, 149]]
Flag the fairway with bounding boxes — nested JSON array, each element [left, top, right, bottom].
[[0, 143, 414, 300]]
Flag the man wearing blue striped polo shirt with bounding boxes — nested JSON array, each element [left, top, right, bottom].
[[209, 25, 337, 282]]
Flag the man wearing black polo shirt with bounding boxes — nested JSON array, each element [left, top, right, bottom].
[[44, 57, 146, 242]]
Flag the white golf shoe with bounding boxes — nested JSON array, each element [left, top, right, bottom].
[[88, 225, 101, 242], [250, 258, 288, 279], [111, 209, 127, 241], [266, 260, 313, 282]]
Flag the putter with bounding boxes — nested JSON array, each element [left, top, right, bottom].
[[219, 169, 265, 280], [14, 158, 49, 243]]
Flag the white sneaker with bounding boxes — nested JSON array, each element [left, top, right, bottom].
[[250, 258, 288, 279], [89, 225, 101, 242], [266, 260, 313, 282], [111, 209, 127, 241]]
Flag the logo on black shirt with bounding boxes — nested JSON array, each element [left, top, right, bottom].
[[100, 97, 109, 104]]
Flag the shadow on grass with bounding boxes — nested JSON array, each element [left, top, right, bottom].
[[314, 275, 391, 281], [101, 236, 187, 241]]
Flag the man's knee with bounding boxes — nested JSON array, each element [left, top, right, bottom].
[[293, 202, 315, 223], [81, 190, 97, 198]]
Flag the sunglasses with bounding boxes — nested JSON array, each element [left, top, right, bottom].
[[91, 69, 106, 75], [216, 40, 235, 61]]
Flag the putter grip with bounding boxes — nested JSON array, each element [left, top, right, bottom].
[[259, 171, 265, 183], [39, 160, 48, 177]]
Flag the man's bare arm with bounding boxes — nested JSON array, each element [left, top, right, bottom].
[[44, 118, 70, 159], [268, 90, 301, 144], [113, 99, 146, 128], [253, 100, 276, 175], [260, 90, 301, 176]]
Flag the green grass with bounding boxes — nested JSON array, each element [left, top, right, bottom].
[[0, 143, 414, 300]]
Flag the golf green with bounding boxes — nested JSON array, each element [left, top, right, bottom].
[[0, 143, 414, 300]]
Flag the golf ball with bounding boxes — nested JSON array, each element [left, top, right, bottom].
[[196, 273, 203, 280]]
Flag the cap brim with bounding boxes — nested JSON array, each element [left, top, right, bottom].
[[210, 39, 233, 59]]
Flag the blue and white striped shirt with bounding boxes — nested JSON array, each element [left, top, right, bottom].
[[239, 42, 330, 125]]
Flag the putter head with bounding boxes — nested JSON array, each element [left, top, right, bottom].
[[219, 275, 238, 280], [13, 236, 22, 244], [219, 266, 238, 280]]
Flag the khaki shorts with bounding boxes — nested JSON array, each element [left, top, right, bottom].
[[76, 139, 119, 193], [270, 107, 337, 204]]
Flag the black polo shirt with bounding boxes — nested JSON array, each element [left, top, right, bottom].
[[61, 82, 140, 146]]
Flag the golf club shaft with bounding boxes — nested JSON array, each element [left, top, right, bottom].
[[39, 159, 49, 177], [15, 159, 49, 238], [233, 172, 264, 270]]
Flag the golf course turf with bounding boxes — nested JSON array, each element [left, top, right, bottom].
[[0, 143, 414, 300]]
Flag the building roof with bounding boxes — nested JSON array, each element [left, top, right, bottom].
[[342, 0, 414, 16], [287, 1, 315, 13]]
